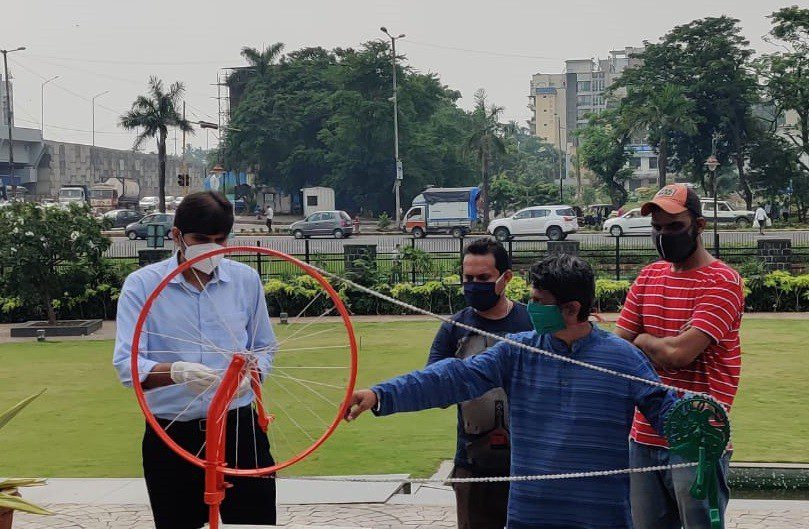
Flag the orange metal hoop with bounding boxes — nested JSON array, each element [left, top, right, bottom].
[[130, 246, 359, 478]]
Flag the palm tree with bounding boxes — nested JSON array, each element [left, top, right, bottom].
[[241, 43, 285, 79], [120, 77, 193, 213], [624, 84, 700, 189], [467, 89, 505, 225]]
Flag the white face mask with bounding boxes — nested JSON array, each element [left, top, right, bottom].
[[181, 240, 224, 275]]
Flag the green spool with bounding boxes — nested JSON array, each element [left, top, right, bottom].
[[664, 395, 730, 529]]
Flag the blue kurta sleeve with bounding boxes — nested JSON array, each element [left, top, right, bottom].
[[373, 342, 513, 416], [630, 351, 678, 435]]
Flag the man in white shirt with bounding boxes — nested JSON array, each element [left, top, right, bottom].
[[113, 191, 276, 529], [754, 205, 768, 235]]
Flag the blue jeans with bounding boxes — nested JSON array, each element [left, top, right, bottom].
[[629, 440, 731, 529]]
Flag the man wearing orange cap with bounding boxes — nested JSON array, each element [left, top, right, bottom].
[[615, 184, 744, 529]]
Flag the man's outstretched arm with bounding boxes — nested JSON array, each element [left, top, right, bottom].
[[346, 343, 513, 421]]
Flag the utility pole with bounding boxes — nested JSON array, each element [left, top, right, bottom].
[[557, 115, 563, 203], [2, 46, 26, 199], [181, 101, 187, 195], [381, 27, 405, 225]]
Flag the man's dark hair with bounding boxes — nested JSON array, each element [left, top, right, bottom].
[[463, 238, 511, 274], [529, 254, 595, 322], [174, 191, 234, 235]]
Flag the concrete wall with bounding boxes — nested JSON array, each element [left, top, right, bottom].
[[35, 140, 206, 199]]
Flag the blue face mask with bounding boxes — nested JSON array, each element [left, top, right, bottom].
[[463, 275, 503, 312], [527, 300, 567, 335]]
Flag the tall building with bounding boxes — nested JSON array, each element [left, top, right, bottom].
[[529, 47, 660, 190]]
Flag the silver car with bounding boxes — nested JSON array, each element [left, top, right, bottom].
[[290, 210, 354, 239]]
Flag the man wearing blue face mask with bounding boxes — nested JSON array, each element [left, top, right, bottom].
[[346, 254, 678, 529], [426, 238, 532, 529], [112, 191, 277, 529]]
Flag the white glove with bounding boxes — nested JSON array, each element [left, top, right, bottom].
[[236, 373, 254, 398], [170, 361, 221, 395]]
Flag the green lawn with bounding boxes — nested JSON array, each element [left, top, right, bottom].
[[0, 319, 806, 478]]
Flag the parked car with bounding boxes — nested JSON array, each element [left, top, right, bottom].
[[103, 209, 144, 229], [172, 196, 184, 209], [139, 196, 158, 212], [487, 205, 579, 241], [603, 208, 652, 237], [290, 210, 354, 239], [700, 199, 754, 227], [164, 196, 176, 210], [125, 213, 175, 240]]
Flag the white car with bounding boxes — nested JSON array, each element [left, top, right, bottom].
[[487, 205, 579, 241], [139, 196, 158, 211], [172, 196, 184, 209], [603, 208, 652, 237]]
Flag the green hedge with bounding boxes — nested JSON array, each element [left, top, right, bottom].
[[3, 267, 807, 323]]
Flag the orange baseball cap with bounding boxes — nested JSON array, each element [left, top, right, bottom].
[[641, 184, 703, 217]]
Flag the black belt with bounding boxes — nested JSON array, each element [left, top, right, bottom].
[[156, 405, 253, 432]]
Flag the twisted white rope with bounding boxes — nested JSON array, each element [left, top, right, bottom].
[[306, 263, 703, 397], [280, 462, 698, 484]]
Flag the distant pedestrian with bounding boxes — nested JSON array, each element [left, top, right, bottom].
[[353, 214, 361, 234], [754, 205, 768, 235], [265, 206, 274, 233]]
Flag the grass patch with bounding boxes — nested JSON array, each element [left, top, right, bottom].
[[0, 319, 805, 478]]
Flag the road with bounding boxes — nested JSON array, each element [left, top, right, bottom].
[[104, 230, 809, 258]]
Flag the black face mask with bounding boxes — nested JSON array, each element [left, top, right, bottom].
[[463, 277, 503, 312], [653, 225, 699, 263]]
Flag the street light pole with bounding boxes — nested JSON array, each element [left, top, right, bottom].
[[381, 27, 405, 225], [1, 46, 26, 199], [705, 139, 720, 258], [556, 115, 563, 203], [40, 75, 59, 138], [91, 90, 109, 183], [91, 90, 109, 148]]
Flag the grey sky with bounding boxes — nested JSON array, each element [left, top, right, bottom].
[[5, 0, 790, 153]]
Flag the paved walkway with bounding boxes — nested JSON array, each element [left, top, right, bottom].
[[13, 501, 809, 528]]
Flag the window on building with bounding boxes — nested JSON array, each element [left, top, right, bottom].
[[648, 158, 658, 169], [630, 157, 641, 169], [576, 95, 592, 106], [577, 81, 591, 92], [307, 195, 318, 206]]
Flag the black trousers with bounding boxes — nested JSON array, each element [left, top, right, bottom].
[[143, 406, 277, 529], [451, 466, 509, 529]]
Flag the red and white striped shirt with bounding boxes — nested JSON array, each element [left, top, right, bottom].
[[617, 260, 744, 448]]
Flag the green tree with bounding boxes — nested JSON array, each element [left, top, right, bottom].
[[0, 203, 110, 324], [467, 89, 505, 224], [620, 84, 700, 189], [758, 6, 809, 173], [612, 17, 759, 204], [120, 77, 193, 213], [577, 113, 633, 207]]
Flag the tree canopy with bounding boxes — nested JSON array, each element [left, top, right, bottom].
[[223, 42, 561, 215]]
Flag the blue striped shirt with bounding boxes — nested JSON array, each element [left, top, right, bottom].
[[372, 325, 676, 528]]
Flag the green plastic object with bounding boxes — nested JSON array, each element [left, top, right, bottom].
[[664, 395, 730, 529], [146, 223, 166, 249]]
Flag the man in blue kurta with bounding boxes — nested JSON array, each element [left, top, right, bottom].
[[346, 254, 678, 529]]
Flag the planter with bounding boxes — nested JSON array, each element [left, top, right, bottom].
[[0, 489, 19, 529], [9, 319, 103, 338]]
